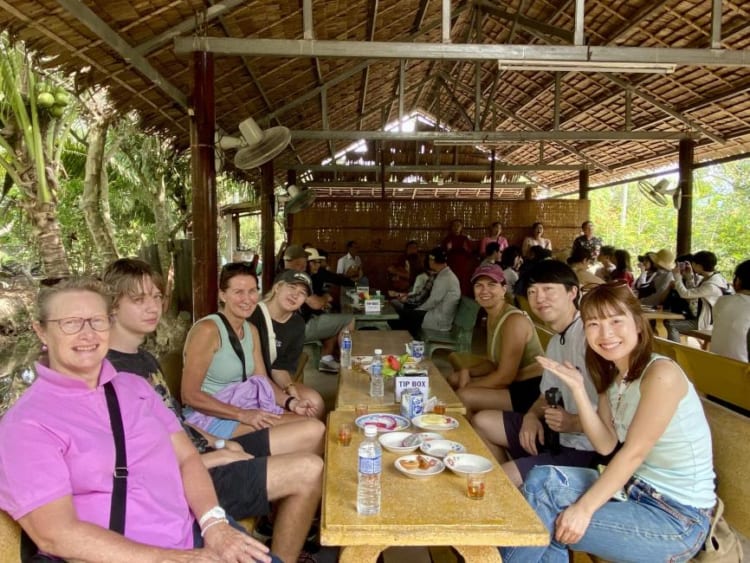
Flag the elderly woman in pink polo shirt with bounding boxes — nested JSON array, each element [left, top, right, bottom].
[[0, 278, 272, 563]]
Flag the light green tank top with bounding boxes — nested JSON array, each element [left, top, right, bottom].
[[200, 314, 255, 396], [606, 354, 715, 508], [487, 305, 543, 370]]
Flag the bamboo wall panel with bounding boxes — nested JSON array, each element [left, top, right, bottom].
[[290, 199, 589, 290]]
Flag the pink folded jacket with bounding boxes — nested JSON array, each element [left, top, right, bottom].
[[185, 375, 284, 430]]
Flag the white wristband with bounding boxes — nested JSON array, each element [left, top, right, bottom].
[[198, 505, 226, 527], [200, 518, 228, 537]]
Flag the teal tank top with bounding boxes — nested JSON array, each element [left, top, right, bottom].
[[200, 314, 255, 396], [607, 353, 715, 508]]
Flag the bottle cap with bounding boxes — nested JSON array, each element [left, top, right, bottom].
[[374, 348, 382, 354], [364, 424, 377, 437]]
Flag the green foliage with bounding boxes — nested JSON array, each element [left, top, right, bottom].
[[589, 159, 750, 275]]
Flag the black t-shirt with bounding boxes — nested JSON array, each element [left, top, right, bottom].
[[107, 348, 210, 453], [249, 307, 305, 374]]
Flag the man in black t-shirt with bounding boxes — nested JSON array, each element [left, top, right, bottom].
[[103, 258, 322, 563]]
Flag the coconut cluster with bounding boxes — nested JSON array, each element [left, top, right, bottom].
[[34, 83, 70, 118]]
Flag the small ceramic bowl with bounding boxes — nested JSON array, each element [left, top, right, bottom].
[[443, 453, 494, 476], [419, 439, 466, 458], [378, 431, 420, 453]]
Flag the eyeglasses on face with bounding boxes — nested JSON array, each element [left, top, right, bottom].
[[43, 315, 113, 334]]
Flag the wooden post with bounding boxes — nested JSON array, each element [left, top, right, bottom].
[[380, 141, 386, 199], [190, 51, 217, 320], [489, 149, 496, 201], [261, 160, 275, 293], [677, 139, 694, 256], [285, 169, 296, 243], [579, 169, 590, 200]]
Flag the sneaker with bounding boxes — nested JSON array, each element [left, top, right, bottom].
[[318, 358, 340, 373]]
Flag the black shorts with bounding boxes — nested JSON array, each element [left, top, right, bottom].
[[233, 429, 271, 457], [508, 376, 542, 413], [210, 457, 270, 520], [502, 411, 597, 480]]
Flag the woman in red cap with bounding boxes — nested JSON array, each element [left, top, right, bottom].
[[448, 263, 545, 417]]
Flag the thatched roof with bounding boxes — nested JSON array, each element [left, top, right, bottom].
[[2, 0, 749, 198]]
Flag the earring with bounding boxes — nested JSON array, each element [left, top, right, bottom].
[[41, 344, 48, 352]]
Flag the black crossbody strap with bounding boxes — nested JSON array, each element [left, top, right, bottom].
[[216, 312, 247, 381], [103, 381, 128, 535]]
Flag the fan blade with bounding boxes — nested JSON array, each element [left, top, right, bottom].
[[638, 181, 668, 206]]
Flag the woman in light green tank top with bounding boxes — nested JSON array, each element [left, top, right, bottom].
[[511, 282, 715, 563], [182, 263, 321, 439], [448, 264, 543, 415]]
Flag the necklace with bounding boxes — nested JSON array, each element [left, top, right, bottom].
[[612, 371, 630, 425]]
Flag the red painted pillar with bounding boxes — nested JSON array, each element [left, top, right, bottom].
[[190, 52, 218, 320]]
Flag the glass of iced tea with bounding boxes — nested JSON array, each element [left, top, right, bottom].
[[467, 473, 486, 500], [337, 423, 353, 446], [433, 400, 446, 415], [355, 404, 369, 417]]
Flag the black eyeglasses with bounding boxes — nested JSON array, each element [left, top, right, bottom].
[[43, 316, 113, 334]]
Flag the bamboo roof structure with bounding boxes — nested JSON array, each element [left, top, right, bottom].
[[2, 0, 749, 198]]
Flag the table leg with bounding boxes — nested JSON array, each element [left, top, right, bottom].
[[654, 320, 667, 338], [454, 545, 503, 562], [338, 545, 387, 563]]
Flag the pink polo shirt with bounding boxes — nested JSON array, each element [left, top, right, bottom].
[[0, 361, 194, 550]]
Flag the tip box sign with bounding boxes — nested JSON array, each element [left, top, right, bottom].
[[394, 371, 429, 402], [364, 299, 381, 314]]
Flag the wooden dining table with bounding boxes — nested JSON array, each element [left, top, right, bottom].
[[341, 292, 400, 330], [321, 411, 549, 562], [338, 330, 465, 413], [642, 309, 684, 338]]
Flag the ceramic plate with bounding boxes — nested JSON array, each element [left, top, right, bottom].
[[443, 453, 494, 476], [379, 431, 420, 453], [411, 414, 459, 431], [419, 439, 466, 458], [394, 454, 445, 479], [355, 413, 410, 433]]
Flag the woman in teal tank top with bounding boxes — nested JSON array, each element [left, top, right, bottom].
[[182, 263, 320, 439], [502, 282, 715, 563]]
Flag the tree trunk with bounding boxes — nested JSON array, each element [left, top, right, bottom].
[[24, 199, 70, 278], [81, 117, 119, 269]]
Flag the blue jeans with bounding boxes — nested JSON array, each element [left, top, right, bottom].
[[501, 466, 711, 563]]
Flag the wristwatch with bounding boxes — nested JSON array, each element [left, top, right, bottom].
[[199, 506, 227, 527], [214, 439, 226, 450]]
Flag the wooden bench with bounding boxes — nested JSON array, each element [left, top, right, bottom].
[[0, 510, 257, 561], [652, 338, 750, 413], [420, 296, 481, 358]]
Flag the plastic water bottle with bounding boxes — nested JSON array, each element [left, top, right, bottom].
[[370, 348, 384, 398], [341, 329, 352, 370], [357, 424, 382, 515]]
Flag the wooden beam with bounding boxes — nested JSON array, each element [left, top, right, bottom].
[[174, 38, 750, 67], [56, 0, 187, 108]]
